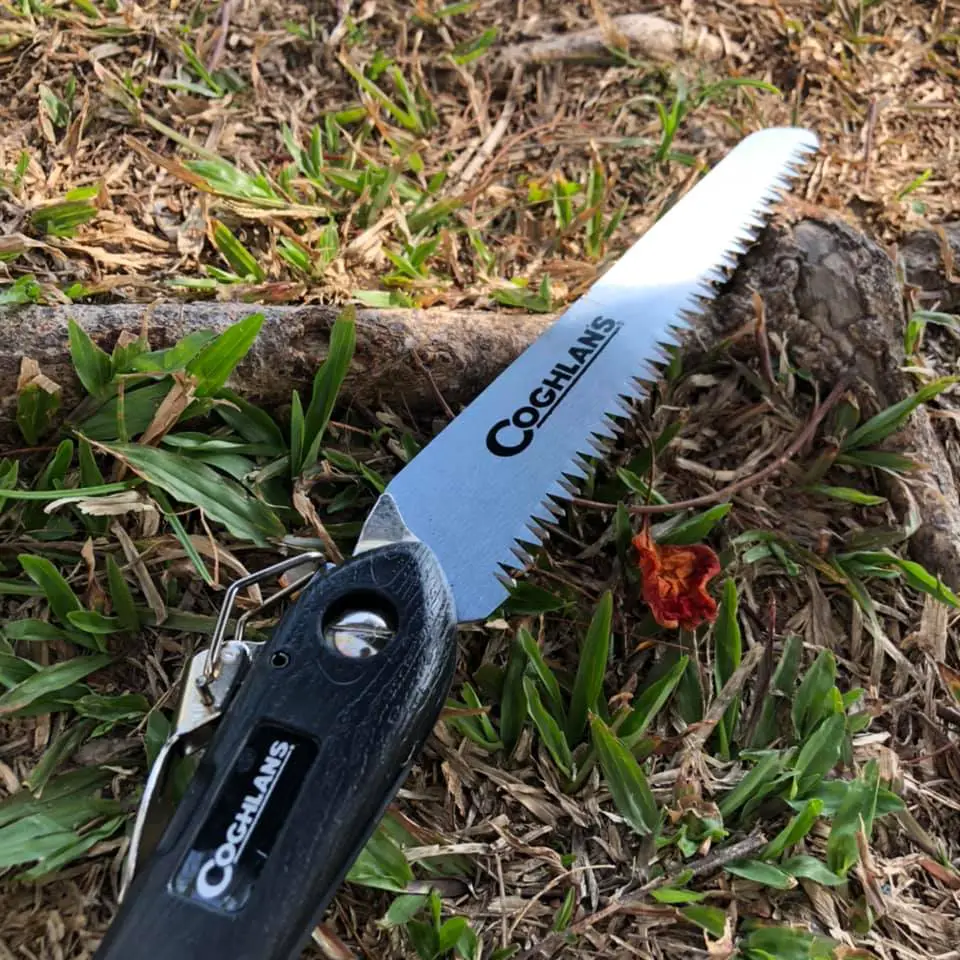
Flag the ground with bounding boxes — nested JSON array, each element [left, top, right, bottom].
[[2, 2, 960, 959]]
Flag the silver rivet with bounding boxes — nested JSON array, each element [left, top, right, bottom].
[[324, 610, 395, 658]]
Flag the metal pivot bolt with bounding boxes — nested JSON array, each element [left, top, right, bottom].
[[325, 610, 395, 659]]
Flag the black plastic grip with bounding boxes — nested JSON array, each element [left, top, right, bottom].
[[94, 540, 458, 960]]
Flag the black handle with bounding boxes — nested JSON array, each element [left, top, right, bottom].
[[95, 540, 458, 960]]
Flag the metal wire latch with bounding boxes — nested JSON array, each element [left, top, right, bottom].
[[119, 552, 328, 901]]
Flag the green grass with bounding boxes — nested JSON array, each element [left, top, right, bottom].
[[2, 292, 958, 956]]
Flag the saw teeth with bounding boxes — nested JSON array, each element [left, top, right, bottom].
[[571, 452, 595, 475], [451, 134, 821, 610], [510, 544, 533, 567], [603, 411, 624, 432], [527, 517, 552, 542]]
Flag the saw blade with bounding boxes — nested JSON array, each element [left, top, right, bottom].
[[357, 127, 819, 622]]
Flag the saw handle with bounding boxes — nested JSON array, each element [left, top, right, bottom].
[[94, 540, 458, 960]]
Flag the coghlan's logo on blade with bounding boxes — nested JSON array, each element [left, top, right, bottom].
[[485, 316, 623, 457]]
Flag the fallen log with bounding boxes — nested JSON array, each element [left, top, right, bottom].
[[701, 216, 960, 592], [3, 217, 960, 593], [0, 302, 556, 420], [498, 13, 729, 67]]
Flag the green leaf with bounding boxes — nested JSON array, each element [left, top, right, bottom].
[[145, 710, 171, 769], [74, 692, 149, 722], [437, 917, 470, 955], [289, 389, 305, 477], [566, 591, 611, 745], [92, 441, 285, 545], [503, 582, 570, 615], [80, 381, 175, 441], [517, 628, 565, 723], [524, 676, 572, 776], [779, 855, 846, 887], [0, 458, 18, 513], [590, 713, 659, 836], [807, 484, 886, 506], [656, 503, 732, 545], [750, 635, 802, 749], [451, 26, 497, 64], [793, 713, 846, 797], [3, 620, 73, 643], [713, 579, 742, 760], [826, 762, 880, 877], [32, 438, 74, 501], [346, 823, 413, 892], [852, 552, 960, 608], [619, 655, 688, 744], [0, 768, 114, 829], [0, 654, 111, 716], [17, 815, 125, 881], [740, 926, 838, 960], [0, 653, 38, 688], [680, 905, 727, 938], [185, 313, 264, 397], [499, 633, 528, 754], [460, 682, 499, 746], [551, 888, 576, 933], [674, 643, 704, 725], [31, 197, 98, 237], [763, 798, 823, 859], [214, 388, 286, 449], [25, 719, 97, 792], [406, 920, 439, 960], [106, 555, 140, 635], [380, 893, 430, 927], [842, 377, 958, 451], [17, 377, 61, 446], [615, 467, 668, 504], [0, 275, 42, 305], [152, 487, 215, 586], [211, 221, 266, 281], [17, 556, 82, 626], [110, 331, 148, 376], [131, 332, 219, 374], [905, 310, 958, 354], [792, 649, 836, 740], [718, 750, 787, 820], [301, 304, 356, 470], [835, 448, 921, 474], [651, 886, 707, 904], [66, 610, 122, 635], [77, 439, 107, 534], [724, 859, 795, 889], [67, 319, 112, 398]]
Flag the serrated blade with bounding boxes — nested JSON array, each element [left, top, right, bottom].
[[357, 127, 819, 622]]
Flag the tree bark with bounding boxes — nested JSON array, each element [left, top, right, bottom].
[[700, 216, 960, 591]]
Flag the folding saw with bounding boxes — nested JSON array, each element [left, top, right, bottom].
[[94, 127, 819, 960]]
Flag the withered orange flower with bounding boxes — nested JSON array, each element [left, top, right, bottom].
[[632, 527, 721, 631]]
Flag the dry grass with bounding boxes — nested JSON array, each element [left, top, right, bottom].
[[3, 2, 960, 959]]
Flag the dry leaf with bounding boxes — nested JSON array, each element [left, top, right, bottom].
[[141, 373, 197, 446]]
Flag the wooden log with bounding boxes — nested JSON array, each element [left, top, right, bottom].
[[498, 13, 729, 67], [701, 216, 960, 592], [3, 217, 960, 595], [0, 303, 556, 425]]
